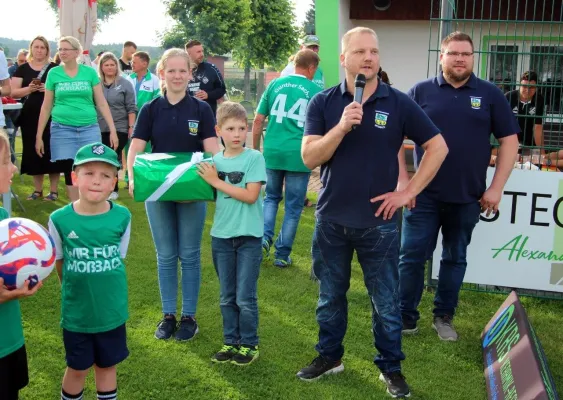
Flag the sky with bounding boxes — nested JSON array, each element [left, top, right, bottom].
[[1, 0, 311, 46]]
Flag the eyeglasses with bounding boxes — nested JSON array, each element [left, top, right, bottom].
[[443, 51, 474, 58], [218, 171, 245, 184], [58, 48, 76, 53]]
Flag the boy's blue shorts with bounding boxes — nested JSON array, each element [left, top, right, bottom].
[[62, 324, 129, 370]]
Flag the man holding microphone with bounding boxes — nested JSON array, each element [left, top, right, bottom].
[[297, 27, 448, 398]]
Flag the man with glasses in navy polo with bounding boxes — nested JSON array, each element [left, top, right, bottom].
[[297, 27, 448, 398], [399, 32, 519, 342]]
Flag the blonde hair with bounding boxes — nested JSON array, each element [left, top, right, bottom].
[[59, 36, 83, 58], [28, 36, 50, 62], [341, 27, 378, 53], [216, 102, 247, 127], [97, 52, 122, 81], [156, 48, 193, 93]]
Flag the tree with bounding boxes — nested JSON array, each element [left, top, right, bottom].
[[163, 0, 251, 56], [302, 0, 315, 35], [233, 0, 298, 100], [48, 0, 122, 22]]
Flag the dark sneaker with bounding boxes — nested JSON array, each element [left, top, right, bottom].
[[273, 256, 292, 268], [211, 344, 239, 363], [432, 315, 458, 341], [231, 345, 259, 366], [154, 314, 177, 340], [296, 355, 344, 381], [401, 317, 419, 335], [379, 372, 411, 398], [175, 316, 199, 341], [262, 240, 271, 259]]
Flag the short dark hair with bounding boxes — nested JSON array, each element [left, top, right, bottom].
[[294, 49, 320, 70], [521, 70, 538, 82], [441, 31, 474, 51], [185, 40, 202, 50], [133, 51, 150, 64], [123, 41, 137, 49]]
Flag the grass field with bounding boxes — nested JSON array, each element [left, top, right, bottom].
[[7, 172, 563, 400]]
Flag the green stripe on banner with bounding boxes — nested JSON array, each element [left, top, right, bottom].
[[554, 179, 563, 255], [316, 0, 341, 88]]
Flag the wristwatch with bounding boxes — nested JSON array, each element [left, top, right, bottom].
[[546, 158, 552, 167], [129, 125, 134, 128]]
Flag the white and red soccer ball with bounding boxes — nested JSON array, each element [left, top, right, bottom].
[[0, 218, 56, 290]]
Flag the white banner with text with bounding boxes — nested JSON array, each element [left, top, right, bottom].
[[431, 167, 563, 293]]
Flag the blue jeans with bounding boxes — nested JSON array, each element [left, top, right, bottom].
[[145, 201, 206, 317], [212, 236, 262, 346], [313, 218, 404, 373], [398, 193, 481, 323], [263, 169, 310, 261], [50, 122, 101, 161]]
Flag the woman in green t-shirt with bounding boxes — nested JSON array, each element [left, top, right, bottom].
[[35, 36, 119, 202]]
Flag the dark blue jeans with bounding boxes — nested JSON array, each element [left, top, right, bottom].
[[398, 193, 481, 323], [313, 218, 404, 373], [212, 236, 262, 346], [263, 169, 310, 261]]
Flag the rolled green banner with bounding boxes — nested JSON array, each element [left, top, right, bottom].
[[133, 152, 216, 202]]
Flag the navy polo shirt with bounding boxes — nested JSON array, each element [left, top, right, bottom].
[[409, 73, 519, 204], [132, 94, 216, 153], [304, 80, 440, 229]]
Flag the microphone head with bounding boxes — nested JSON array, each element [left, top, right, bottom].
[[355, 73, 366, 88]]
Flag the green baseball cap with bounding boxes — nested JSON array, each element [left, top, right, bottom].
[[73, 142, 121, 170], [302, 35, 320, 47]]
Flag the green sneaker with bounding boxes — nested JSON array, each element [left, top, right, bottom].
[[231, 345, 259, 366], [211, 344, 239, 363], [273, 256, 292, 268]]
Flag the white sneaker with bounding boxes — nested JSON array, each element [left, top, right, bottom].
[[108, 192, 119, 201]]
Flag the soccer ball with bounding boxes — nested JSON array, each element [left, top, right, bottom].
[[0, 218, 56, 290]]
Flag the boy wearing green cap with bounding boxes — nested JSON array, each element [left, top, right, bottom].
[[48, 143, 132, 400]]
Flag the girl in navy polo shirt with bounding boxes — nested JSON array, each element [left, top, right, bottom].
[[127, 48, 219, 341]]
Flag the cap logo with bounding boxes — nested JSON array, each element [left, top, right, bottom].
[[92, 145, 105, 155]]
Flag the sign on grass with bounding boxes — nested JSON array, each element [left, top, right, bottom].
[[482, 291, 559, 400], [432, 167, 563, 292]]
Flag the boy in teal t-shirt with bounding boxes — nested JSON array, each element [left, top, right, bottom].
[[0, 129, 42, 399], [197, 102, 266, 366], [48, 143, 131, 400]]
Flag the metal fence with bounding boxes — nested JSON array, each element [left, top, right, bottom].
[[425, 0, 563, 299]]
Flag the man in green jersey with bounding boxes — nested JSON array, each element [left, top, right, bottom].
[[123, 51, 160, 186], [281, 35, 324, 90], [48, 143, 131, 400], [252, 49, 321, 267]]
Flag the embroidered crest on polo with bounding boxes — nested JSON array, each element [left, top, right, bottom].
[[92, 145, 106, 155], [374, 111, 389, 129], [470, 96, 482, 109], [188, 120, 199, 136]]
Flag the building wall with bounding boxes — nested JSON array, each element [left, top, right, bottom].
[[318, 0, 561, 94]]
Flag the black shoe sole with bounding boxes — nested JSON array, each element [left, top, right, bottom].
[[297, 363, 344, 381], [231, 354, 259, 366]]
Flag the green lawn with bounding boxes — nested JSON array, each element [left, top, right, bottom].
[[7, 174, 563, 400]]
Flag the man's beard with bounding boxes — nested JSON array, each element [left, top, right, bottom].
[[443, 65, 472, 82]]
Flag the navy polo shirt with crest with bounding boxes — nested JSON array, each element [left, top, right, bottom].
[[304, 80, 440, 229], [132, 93, 216, 153], [409, 73, 519, 204]]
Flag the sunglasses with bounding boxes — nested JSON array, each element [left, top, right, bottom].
[[218, 171, 245, 184]]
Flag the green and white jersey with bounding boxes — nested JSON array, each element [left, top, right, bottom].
[[125, 70, 161, 110], [48, 202, 132, 334], [0, 207, 25, 359], [280, 62, 325, 89], [257, 74, 323, 172]]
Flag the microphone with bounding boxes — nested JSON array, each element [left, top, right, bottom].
[[352, 73, 366, 130]]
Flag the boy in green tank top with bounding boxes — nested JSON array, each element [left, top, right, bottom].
[[197, 102, 266, 366], [48, 143, 131, 400], [0, 129, 42, 400]]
